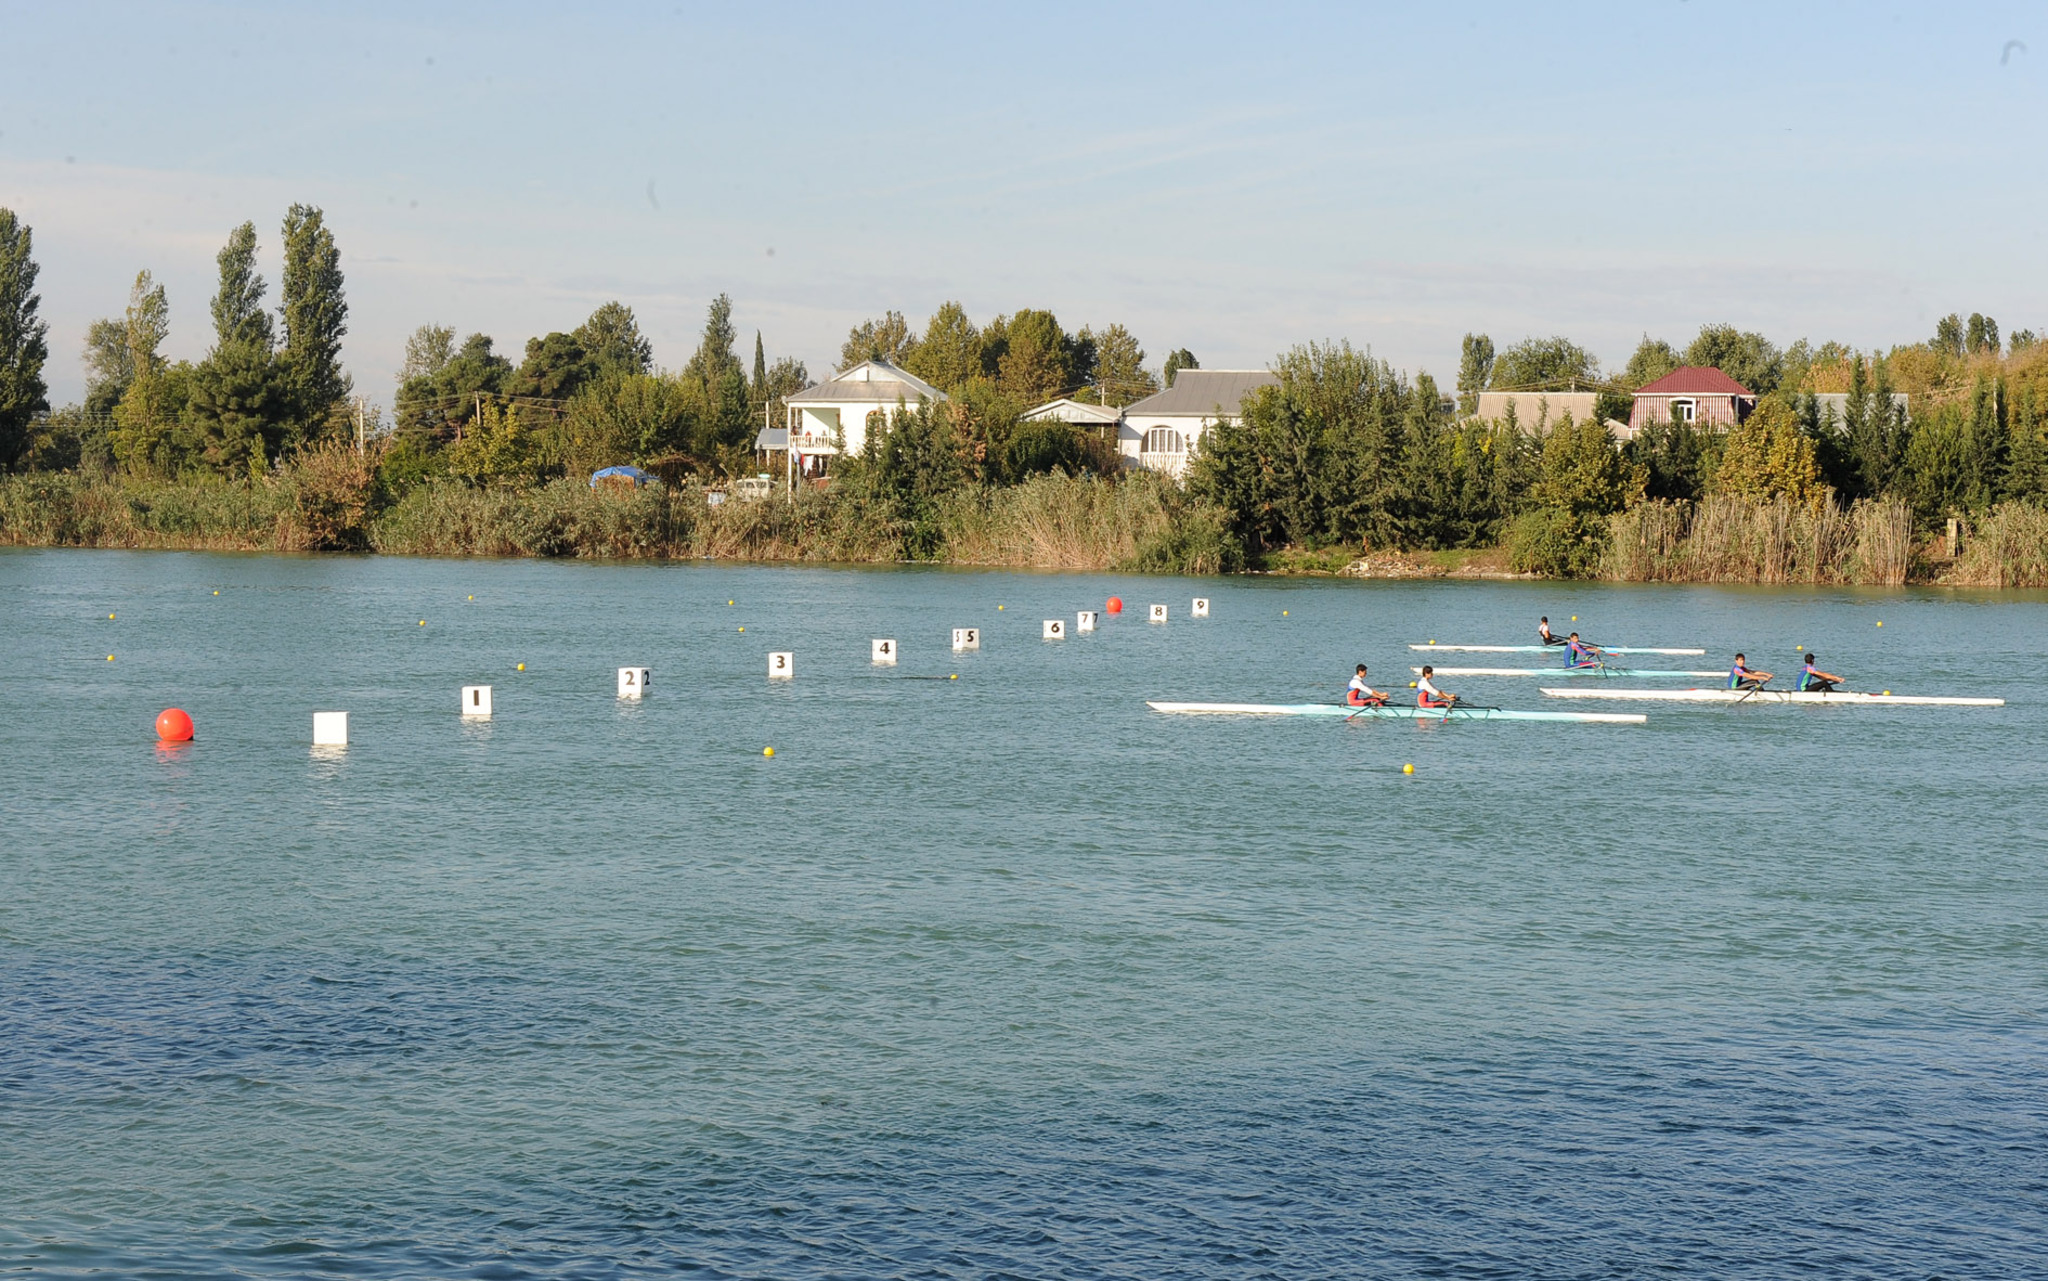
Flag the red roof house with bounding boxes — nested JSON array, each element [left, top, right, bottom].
[[1629, 366, 1757, 434]]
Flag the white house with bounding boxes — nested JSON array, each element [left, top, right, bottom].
[[781, 360, 947, 477], [1118, 369, 1278, 477]]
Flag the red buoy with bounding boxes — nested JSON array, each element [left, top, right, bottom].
[[156, 708, 194, 742], [1106, 596, 1123, 614]]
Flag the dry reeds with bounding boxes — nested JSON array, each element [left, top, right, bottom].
[[1604, 496, 1912, 585], [1947, 502, 2048, 587]]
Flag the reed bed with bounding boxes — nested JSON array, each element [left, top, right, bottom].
[[940, 472, 1172, 570], [1946, 502, 2048, 587], [1604, 496, 1912, 585]]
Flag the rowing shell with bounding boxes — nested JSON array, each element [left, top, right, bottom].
[[1411, 643, 1705, 655], [1146, 700, 1647, 724], [1412, 667, 1722, 678], [1537, 687, 2004, 707]]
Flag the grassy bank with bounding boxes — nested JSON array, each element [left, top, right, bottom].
[[9, 458, 2048, 587], [0, 455, 1233, 573]]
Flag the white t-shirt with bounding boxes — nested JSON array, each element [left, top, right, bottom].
[[1417, 674, 1447, 703], [1347, 675, 1381, 699]]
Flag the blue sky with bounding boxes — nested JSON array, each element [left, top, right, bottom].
[[3, 1, 2043, 407]]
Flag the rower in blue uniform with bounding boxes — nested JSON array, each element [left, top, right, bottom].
[[1563, 632, 1605, 669], [1727, 653, 1772, 691], [1796, 654, 1843, 693]]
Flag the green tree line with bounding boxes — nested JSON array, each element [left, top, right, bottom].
[[5, 202, 2045, 577]]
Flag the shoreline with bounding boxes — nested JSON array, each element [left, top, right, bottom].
[[3, 469, 2042, 588]]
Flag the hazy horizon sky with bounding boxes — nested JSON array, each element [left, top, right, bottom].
[[4, 1, 2043, 409]]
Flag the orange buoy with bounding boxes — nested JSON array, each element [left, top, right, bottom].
[[1106, 596, 1123, 614], [156, 708, 194, 742]]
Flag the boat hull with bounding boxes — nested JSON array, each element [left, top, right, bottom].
[[1413, 667, 1721, 678], [1537, 687, 2004, 707], [1146, 701, 1647, 724], [1411, 644, 1704, 655]]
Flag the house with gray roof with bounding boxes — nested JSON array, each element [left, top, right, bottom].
[[780, 360, 946, 477], [1118, 369, 1278, 477]]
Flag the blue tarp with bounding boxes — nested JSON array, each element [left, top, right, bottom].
[[589, 465, 654, 488]]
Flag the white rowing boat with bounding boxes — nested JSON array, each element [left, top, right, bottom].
[[1411, 643, 1705, 655], [1146, 701, 1647, 724], [1537, 687, 2004, 707], [1413, 667, 1722, 678]]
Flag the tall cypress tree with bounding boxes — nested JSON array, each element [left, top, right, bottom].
[[279, 204, 350, 431], [192, 223, 287, 471], [0, 209, 51, 470]]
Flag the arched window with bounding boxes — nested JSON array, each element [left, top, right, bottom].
[[1142, 427, 1185, 454]]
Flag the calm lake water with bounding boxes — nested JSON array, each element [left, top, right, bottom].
[[3, 548, 2045, 1278]]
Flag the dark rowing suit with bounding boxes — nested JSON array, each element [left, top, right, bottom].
[[1539, 625, 1565, 646], [1728, 663, 1767, 691], [1797, 664, 1837, 693]]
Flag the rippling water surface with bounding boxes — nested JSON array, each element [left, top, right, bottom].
[[3, 548, 2045, 1278]]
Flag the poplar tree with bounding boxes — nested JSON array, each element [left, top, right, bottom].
[[1162, 348, 1198, 388], [0, 209, 51, 469], [111, 271, 175, 471], [1455, 333, 1494, 414], [279, 203, 350, 431]]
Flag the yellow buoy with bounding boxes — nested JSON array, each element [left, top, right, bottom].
[[516, 663, 525, 671], [950, 673, 958, 680], [1876, 621, 1882, 627], [1403, 763, 1414, 774], [1409, 681, 1417, 688], [728, 600, 734, 605], [763, 746, 774, 757], [212, 590, 219, 595], [738, 626, 745, 632], [1571, 615, 1577, 621], [109, 613, 115, 620], [1282, 610, 1289, 616], [1883, 690, 1891, 696], [467, 595, 473, 601], [106, 654, 115, 661], [419, 620, 426, 626]]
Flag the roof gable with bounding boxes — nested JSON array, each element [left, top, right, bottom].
[[1021, 397, 1123, 425], [788, 358, 947, 404], [1634, 366, 1756, 397]]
